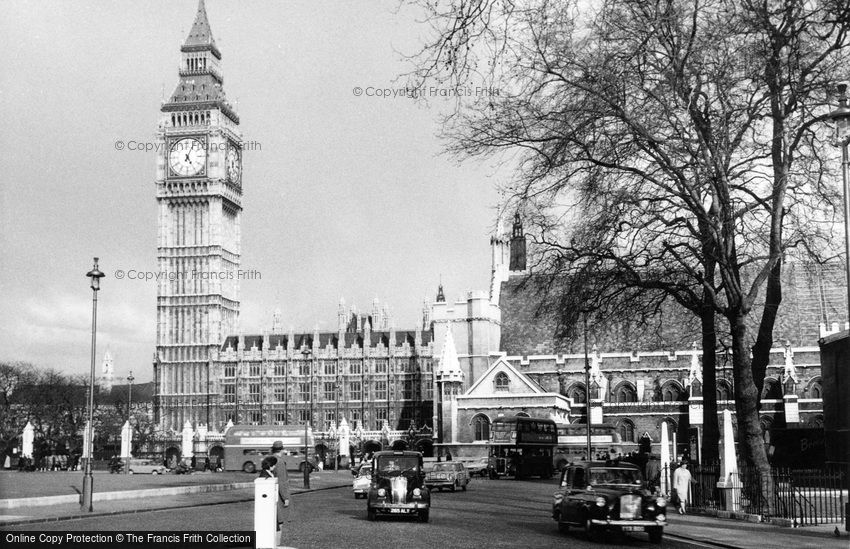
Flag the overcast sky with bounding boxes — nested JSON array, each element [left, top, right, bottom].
[[0, 1, 510, 382]]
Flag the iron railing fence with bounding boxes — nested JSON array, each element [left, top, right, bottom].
[[660, 463, 846, 526]]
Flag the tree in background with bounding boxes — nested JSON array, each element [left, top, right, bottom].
[[407, 0, 849, 508]]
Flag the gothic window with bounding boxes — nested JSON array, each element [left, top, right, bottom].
[[224, 364, 235, 377], [375, 360, 388, 374], [716, 380, 732, 401], [299, 360, 310, 377], [495, 372, 510, 392], [472, 414, 491, 441], [422, 382, 433, 400], [619, 420, 635, 443], [249, 363, 260, 377], [274, 411, 286, 425], [809, 379, 822, 399], [249, 411, 261, 424], [223, 384, 235, 403], [324, 411, 336, 427], [761, 379, 782, 400], [402, 380, 413, 400], [298, 410, 309, 423], [248, 383, 260, 402], [323, 382, 337, 401], [324, 361, 336, 376], [375, 408, 388, 426], [297, 382, 309, 402], [567, 383, 586, 404], [375, 381, 388, 400], [615, 382, 638, 403], [661, 381, 684, 402], [349, 381, 362, 401], [273, 362, 285, 376], [273, 386, 286, 402]]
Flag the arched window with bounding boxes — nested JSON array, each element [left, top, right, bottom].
[[716, 380, 732, 401], [567, 383, 586, 404], [761, 379, 782, 400], [619, 420, 635, 443], [472, 414, 490, 441], [516, 412, 530, 417], [661, 381, 684, 402], [494, 372, 510, 392], [809, 379, 823, 400], [615, 382, 637, 403]]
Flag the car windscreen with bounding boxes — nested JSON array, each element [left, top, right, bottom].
[[589, 467, 643, 486], [375, 456, 419, 476], [431, 463, 451, 472]]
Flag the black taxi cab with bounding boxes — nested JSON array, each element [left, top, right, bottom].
[[366, 451, 431, 522], [552, 460, 667, 543]]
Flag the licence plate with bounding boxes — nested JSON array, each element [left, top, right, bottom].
[[389, 508, 409, 513], [621, 526, 642, 532]]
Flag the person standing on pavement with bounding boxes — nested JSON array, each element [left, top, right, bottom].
[[672, 462, 694, 514], [270, 441, 291, 546]]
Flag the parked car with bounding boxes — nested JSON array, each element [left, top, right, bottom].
[[425, 461, 470, 492], [353, 464, 372, 498], [464, 457, 490, 477], [127, 458, 167, 475], [366, 451, 430, 522], [552, 460, 667, 543]]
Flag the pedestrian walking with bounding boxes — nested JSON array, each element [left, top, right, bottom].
[[672, 462, 694, 514], [270, 441, 291, 547]]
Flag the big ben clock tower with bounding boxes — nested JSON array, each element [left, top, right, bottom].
[[154, 0, 242, 430]]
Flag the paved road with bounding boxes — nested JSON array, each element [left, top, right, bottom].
[[2, 478, 703, 548]]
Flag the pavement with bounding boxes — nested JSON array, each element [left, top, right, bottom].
[[1, 470, 847, 548]]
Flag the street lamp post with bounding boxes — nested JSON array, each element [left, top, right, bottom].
[[125, 370, 134, 475], [828, 81, 850, 533], [301, 347, 312, 489], [82, 257, 104, 512], [583, 312, 592, 461]]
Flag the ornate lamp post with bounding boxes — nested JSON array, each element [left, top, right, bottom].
[[301, 346, 312, 489], [82, 258, 104, 512], [828, 81, 850, 533], [124, 370, 134, 475]]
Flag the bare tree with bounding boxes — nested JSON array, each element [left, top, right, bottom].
[[406, 0, 849, 508]]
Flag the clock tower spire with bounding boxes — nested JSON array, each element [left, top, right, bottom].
[[154, 0, 243, 431]]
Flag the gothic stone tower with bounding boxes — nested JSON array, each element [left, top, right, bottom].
[[154, 0, 242, 430]]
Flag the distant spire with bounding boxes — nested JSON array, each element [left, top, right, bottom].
[[436, 277, 445, 303]]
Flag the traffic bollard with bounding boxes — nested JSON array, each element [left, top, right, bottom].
[[254, 477, 277, 549]]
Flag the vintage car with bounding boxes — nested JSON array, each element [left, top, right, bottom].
[[127, 458, 167, 475], [366, 451, 430, 522], [425, 461, 470, 492], [552, 461, 667, 543], [463, 457, 490, 477], [353, 464, 372, 498]]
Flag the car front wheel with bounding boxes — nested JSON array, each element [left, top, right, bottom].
[[242, 462, 256, 474], [647, 527, 663, 543]]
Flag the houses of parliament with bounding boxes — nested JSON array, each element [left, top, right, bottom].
[[152, 2, 838, 460]]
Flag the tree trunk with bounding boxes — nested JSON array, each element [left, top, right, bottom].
[[700, 301, 720, 465], [729, 311, 775, 515], [751, 259, 782, 405]]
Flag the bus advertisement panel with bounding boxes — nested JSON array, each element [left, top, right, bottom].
[[223, 424, 316, 473]]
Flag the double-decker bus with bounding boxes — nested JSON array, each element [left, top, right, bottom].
[[552, 424, 624, 471], [223, 424, 316, 473], [489, 416, 557, 479]]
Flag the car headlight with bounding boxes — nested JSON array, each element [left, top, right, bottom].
[[656, 497, 667, 507], [595, 497, 606, 507], [377, 488, 386, 497], [657, 513, 666, 522], [413, 488, 421, 496]]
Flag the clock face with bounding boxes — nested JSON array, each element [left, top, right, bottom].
[[226, 145, 241, 183], [169, 138, 207, 177]]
